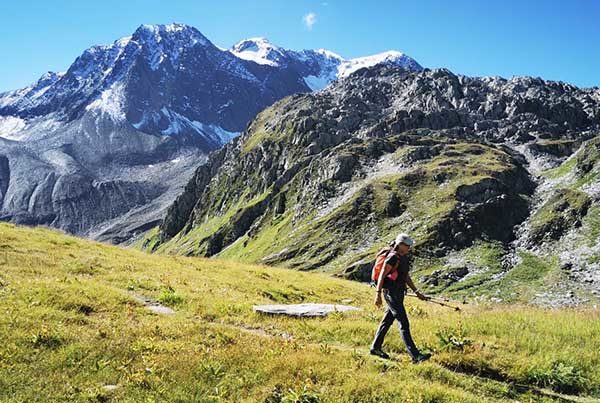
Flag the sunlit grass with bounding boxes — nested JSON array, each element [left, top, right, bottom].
[[1, 223, 599, 401]]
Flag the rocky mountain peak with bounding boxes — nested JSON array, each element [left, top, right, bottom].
[[35, 71, 64, 87], [232, 37, 278, 53], [336, 50, 423, 78], [313, 48, 345, 60], [230, 37, 287, 66], [131, 22, 212, 50]]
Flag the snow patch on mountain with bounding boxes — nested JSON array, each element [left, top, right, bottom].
[[160, 108, 185, 135], [0, 88, 30, 108], [304, 73, 336, 91], [205, 124, 239, 144], [230, 37, 281, 66], [0, 71, 65, 109], [0, 114, 64, 143], [0, 116, 27, 140], [30, 72, 67, 99], [337, 50, 419, 77], [217, 55, 260, 83], [85, 82, 127, 121], [314, 48, 344, 60], [159, 107, 239, 144]]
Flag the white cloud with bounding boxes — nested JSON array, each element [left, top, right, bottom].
[[303, 12, 317, 30]]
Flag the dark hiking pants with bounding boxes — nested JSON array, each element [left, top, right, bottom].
[[370, 285, 420, 360]]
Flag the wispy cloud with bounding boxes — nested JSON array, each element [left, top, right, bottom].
[[303, 12, 317, 30]]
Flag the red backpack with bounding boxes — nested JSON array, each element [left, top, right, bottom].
[[371, 247, 400, 282]]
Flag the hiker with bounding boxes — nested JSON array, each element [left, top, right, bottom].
[[370, 233, 431, 363]]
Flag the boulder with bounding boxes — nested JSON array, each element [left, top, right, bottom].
[[342, 260, 374, 282]]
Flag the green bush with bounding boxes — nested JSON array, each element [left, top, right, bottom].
[[435, 323, 473, 351]]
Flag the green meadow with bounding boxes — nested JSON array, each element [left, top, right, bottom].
[[1, 223, 599, 402]]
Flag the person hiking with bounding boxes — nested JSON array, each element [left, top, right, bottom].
[[370, 233, 431, 363]]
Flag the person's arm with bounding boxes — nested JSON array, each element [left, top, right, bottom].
[[374, 262, 394, 307], [406, 274, 428, 300], [376, 262, 394, 292]]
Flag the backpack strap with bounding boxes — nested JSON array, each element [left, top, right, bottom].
[[376, 247, 391, 257], [387, 251, 401, 271]]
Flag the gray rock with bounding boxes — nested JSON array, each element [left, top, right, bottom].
[[342, 260, 374, 282]]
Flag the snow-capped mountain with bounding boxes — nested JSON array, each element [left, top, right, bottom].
[[230, 37, 423, 90], [0, 24, 421, 146], [0, 22, 422, 242], [0, 23, 311, 148]]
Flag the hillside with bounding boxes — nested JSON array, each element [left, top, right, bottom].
[[142, 66, 600, 306], [1, 223, 600, 401]]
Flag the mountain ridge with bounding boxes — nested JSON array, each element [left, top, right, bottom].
[[0, 23, 423, 243], [143, 65, 600, 305]]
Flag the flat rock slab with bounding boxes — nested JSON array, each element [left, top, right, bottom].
[[253, 303, 361, 317]]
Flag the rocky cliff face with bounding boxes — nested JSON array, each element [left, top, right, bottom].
[[0, 23, 421, 242], [145, 65, 600, 305]]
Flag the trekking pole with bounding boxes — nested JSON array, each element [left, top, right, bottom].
[[369, 281, 461, 311], [405, 293, 461, 311], [424, 295, 465, 306], [412, 292, 465, 306]]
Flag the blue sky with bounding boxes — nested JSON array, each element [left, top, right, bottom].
[[0, 0, 598, 91]]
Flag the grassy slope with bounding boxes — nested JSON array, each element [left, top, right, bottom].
[[2, 223, 600, 402], [149, 140, 522, 275]]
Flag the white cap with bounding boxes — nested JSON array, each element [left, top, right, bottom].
[[394, 233, 414, 246]]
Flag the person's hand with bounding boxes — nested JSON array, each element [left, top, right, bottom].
[[415, 290, 429, 301], [374, 292, 382, 307]]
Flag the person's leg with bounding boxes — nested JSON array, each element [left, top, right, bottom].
[[394, 300, 421, 360], [384, 290, 421, 360], [370, 307, 394, 351]]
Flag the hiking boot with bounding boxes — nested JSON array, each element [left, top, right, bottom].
[[369, 348, 390, 359], [412, 352, 431, 364]]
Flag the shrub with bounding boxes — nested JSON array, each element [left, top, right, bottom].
[[525, 360, 589, 394], [265, 384, 320, 403], [435, 323, 472, 351], [31, 325, 62, 349]]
